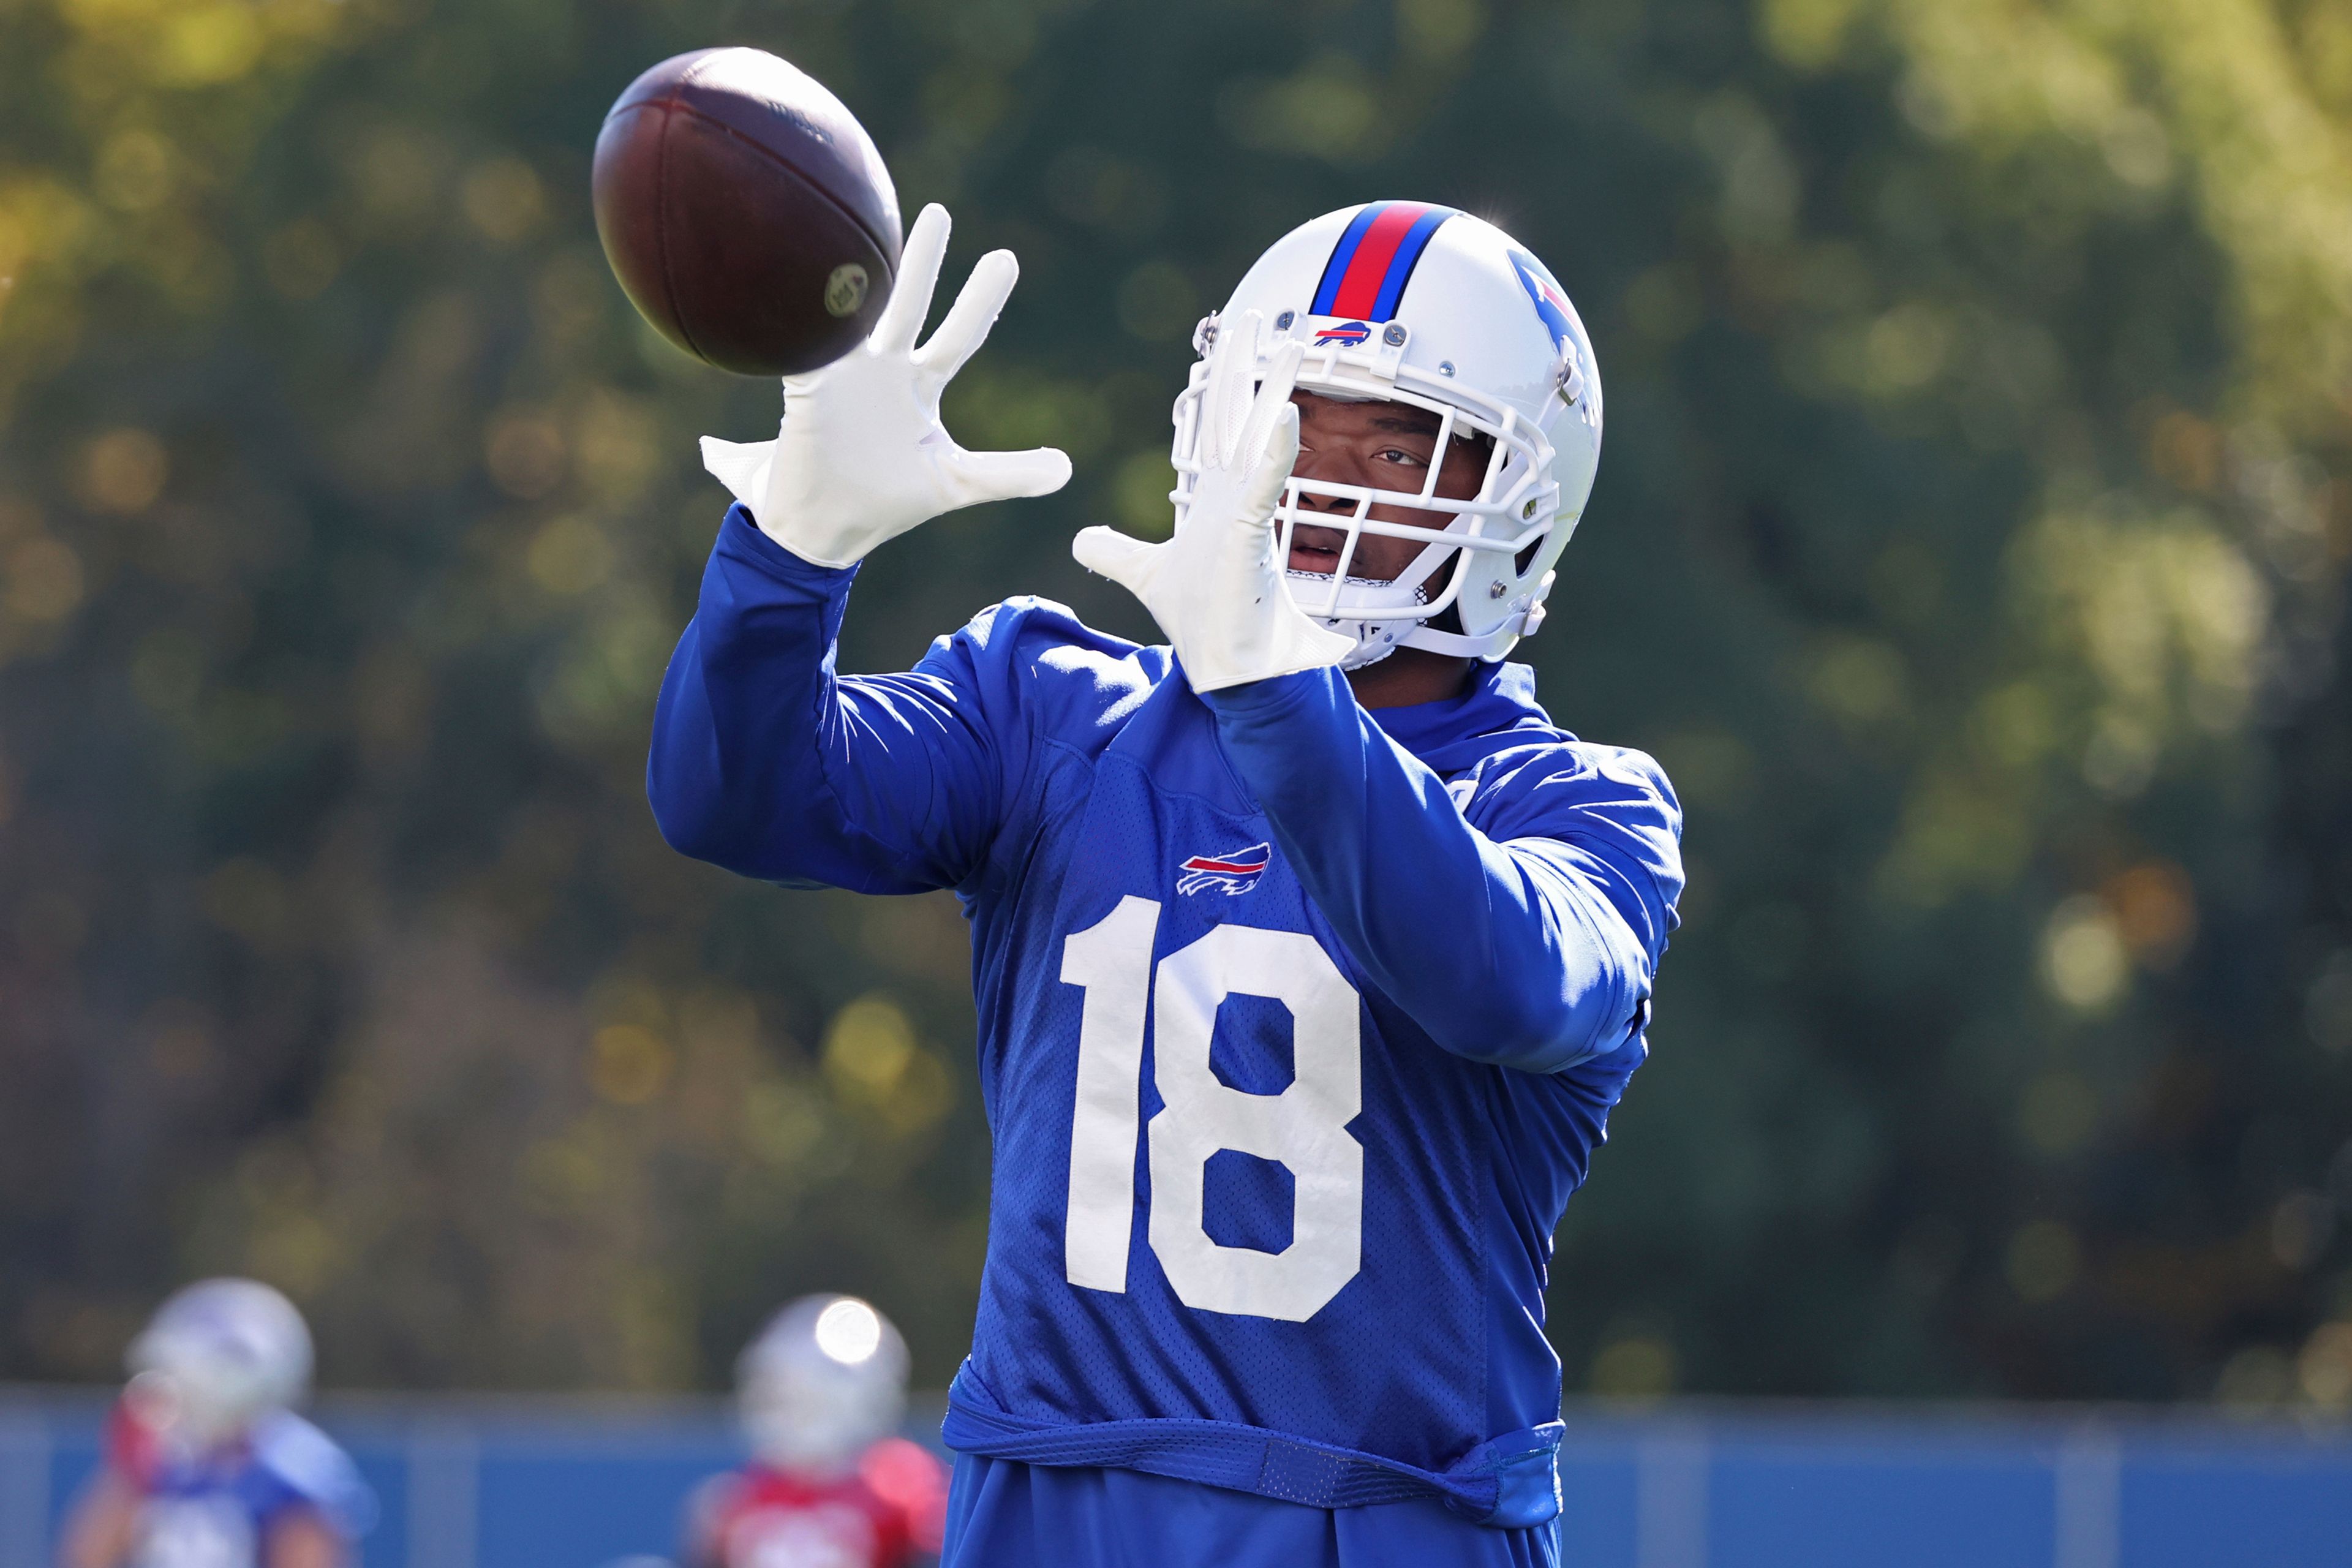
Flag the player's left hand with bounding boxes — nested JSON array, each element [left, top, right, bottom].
[[1073, 310, 1354, 693]]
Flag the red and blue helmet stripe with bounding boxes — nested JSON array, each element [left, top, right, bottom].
[[1309, 202, 1460, 323]]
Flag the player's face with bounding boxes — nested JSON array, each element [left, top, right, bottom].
[[1286, 391, 1492, 582]]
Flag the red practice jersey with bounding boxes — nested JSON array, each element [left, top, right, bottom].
[[687, 1438, 949, 1568]]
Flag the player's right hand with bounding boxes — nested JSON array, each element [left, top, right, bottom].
[[701, 203, 1071, 568]]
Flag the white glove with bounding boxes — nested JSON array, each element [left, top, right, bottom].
[[1072, 311, 1354, 693], [701, 203, 1071, 568]]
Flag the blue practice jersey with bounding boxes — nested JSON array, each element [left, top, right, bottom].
[[651, 509, 1681, 1544], [123, 1411, 373, 1568]]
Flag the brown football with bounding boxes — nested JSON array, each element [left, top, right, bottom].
[[592, 48, 902, 377]]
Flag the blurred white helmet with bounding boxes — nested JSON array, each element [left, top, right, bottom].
[[127, 1279, 313, 1447], [1173, 202, 1603, 667], [737, 1294, 909, 1474]]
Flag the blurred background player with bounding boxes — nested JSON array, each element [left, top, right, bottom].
[[682, 1294, 947, 1568], [56, 1280, 372, 1568]]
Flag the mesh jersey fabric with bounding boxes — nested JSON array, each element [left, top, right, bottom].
[[649, 507, 1683, 1550]]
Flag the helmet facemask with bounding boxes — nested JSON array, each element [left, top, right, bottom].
[[1170, 314, 1572, 669]]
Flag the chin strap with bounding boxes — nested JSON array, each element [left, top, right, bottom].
[[1302, 551, 1557, 669], [1398, 622, 1520, 662], [1322, 568, 1555, 668]]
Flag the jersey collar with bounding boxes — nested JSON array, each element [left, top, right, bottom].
[[1368, 660, 1562, 774]]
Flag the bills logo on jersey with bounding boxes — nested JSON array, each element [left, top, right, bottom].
[[1313, 320, 1372, 346], [1177, 843, 1273, 896]]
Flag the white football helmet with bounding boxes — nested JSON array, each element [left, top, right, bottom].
[[126, 1279, 314, 1448], [737, 1294, 910, 1474], [1172, 202, 1602, 666]]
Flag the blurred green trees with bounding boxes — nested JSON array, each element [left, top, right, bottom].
[[1, 0, 2347, 1410]]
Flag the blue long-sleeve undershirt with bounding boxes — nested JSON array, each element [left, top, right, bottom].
[[650, 508, 1008, 895], [1199, 671, 1663, 1073]]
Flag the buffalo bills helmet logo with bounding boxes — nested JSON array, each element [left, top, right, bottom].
[[1507, 249, 1593, 412], [1313, 320, 1372, 346], [1507, 250, 1574, 350], [1177, 843, 1273, 896]]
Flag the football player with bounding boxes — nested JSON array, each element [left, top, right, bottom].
[[652, 200, 1683, 1567], [682, 1294, 948, 1568], [57, 1280, 372, 1568]]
